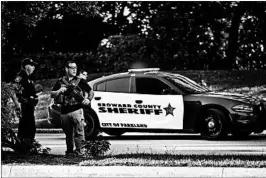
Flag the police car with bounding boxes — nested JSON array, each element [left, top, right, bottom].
[[49, 68, 266, 140]]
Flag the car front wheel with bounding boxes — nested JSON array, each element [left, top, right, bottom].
[[83, 111, 99, 140], [200, 108, 228, 140]]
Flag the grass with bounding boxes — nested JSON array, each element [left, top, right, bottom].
[[79, 154, 266, 168], [2, 151, 266, 168]]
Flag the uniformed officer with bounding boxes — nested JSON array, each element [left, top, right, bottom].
[[78, 69, 88, 81], [51, 60, 94, 156], [13, 58, 38, 151]]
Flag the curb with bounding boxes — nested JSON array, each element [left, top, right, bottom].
[[2, 165, 266, 177], [12, 128, 63, 133]]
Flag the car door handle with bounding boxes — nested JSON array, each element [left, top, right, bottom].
[[94, 97, 101, 100], [135, 100, 143, 104]]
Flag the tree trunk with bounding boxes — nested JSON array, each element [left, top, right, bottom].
[[226, 3, 245, 69]]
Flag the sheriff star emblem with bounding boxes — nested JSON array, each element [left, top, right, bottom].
[[163, 103, 175, 116]]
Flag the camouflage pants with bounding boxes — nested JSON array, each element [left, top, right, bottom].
[[60, 109, 85, 153]]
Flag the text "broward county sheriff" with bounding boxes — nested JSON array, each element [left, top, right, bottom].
[[98, 103, 163, 115]]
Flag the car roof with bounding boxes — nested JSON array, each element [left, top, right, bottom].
[[88, 68, 184, 87]]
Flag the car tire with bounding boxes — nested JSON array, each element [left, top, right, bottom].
[[200, 108, 228, 140], [83, 111, 99, 140], [231, 131, 252, 139], [105, 130, 125, 137]]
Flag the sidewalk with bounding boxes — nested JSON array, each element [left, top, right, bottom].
[[2, 165, 266, 177]]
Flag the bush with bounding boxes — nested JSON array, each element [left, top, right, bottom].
[[82, 135, 111, 157], [1, 83, 19, 149]]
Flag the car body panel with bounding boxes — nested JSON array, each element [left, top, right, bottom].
[[91, 92, 184, 129]]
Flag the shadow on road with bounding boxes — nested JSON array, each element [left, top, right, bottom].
[[104, 134, 201, 140], [102, 134, 266, 141]]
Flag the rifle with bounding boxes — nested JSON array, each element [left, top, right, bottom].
[[61, 78, 85, 103]]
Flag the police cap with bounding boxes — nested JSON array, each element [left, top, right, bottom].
[[21, 58, 37, 68]]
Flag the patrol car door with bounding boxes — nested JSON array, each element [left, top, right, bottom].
[[131, 76, 184, 130]]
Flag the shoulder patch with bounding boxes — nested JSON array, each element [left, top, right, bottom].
[[15, 76, 22, 82]]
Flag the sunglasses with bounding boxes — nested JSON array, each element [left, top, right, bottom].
[[68, 66, 77, 70]]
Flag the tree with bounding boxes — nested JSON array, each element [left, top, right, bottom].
[[225, 2, 246, 69], [2, 1, 100, 54], [2, 1, 266, 79], [1, 1, 103, 81]]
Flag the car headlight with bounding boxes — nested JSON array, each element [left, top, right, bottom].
[[231, 104, 253, 113]]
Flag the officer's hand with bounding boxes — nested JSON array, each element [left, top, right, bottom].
[[82, 119, 87, 127], [82, 98, 91, 105], [58, 86, 67, 94]]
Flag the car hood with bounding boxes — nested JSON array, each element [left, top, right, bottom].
[[191, 91, 261, 105]]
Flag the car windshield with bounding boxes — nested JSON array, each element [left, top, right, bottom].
[[158, 72, 210, 94]]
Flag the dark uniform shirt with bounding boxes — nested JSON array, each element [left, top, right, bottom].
[[14, 70, 38, 105], [52, 76, 92, 114]]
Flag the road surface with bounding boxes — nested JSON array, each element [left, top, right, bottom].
[[36, 132, 266, 156]]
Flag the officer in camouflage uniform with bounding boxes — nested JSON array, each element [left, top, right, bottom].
[[14, 58, 38, 150], [51, 60, 93, 156]]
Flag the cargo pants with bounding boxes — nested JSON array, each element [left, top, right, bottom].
[[60, 109, 85, 153]]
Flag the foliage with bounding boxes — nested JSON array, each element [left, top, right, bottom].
[[1, 1, 103, 81], [1, 1, 100, 50], [30, 141, 51, 155], [1, 83, 19, 152], [1, 2, 266, 82], [113, 2, 266, 70], [1, 83, 17, 130], [96, 35, 152, 72], [82, 135, 111, 157]]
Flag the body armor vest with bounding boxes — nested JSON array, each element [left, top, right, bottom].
[[54, 76, 84, 106]]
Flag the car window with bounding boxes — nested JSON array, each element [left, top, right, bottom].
[[159, 72, 210, 94], [96, 82, 105, 91], [105, 77, 130, 93], [135, 77, 172, 95]]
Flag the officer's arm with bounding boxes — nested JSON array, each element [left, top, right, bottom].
[[88, 90, 94, 101], [80, 79, 94, 100], [50, 80, 61, 98]]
